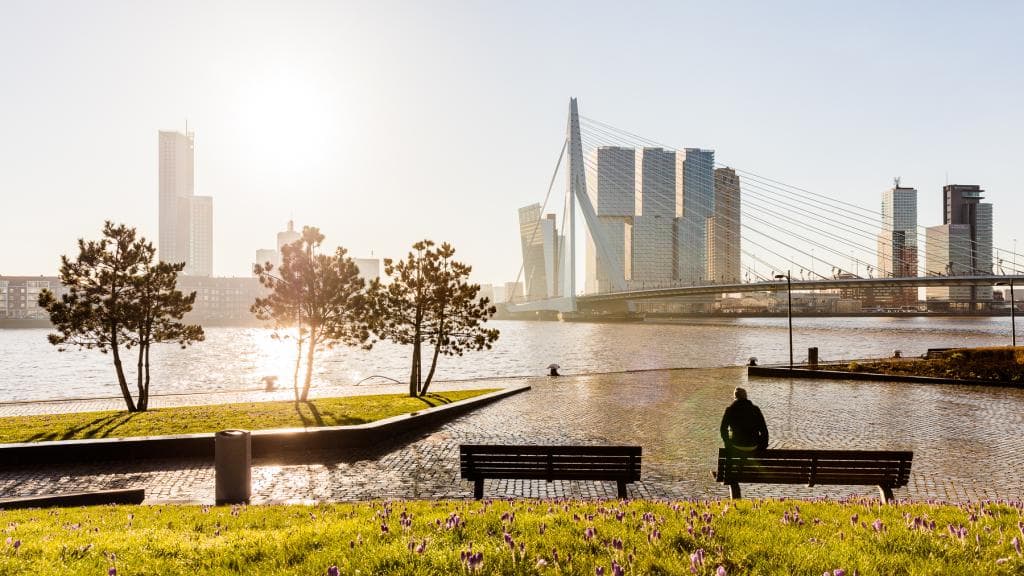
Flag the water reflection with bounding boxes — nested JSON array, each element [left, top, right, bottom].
[[0, 317, 1015, 402]]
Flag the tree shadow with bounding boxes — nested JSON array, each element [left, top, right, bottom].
[[26, 413, 137, 442], [416, 393, 455, 408], [293, 401, 327, 428]]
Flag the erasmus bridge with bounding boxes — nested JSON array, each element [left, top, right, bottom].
[[509, 99, 1023, 314]]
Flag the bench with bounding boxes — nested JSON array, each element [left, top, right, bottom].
[[460, 444, 642, 499], [0, 488, 145, 510], [714, 448, 912, 503]]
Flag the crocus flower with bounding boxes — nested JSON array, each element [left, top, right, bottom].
[[850, 514, 858, 526], [716, 567, 727, 576], [108, 569, 117, 576], [871, 519, 884, 532], [536, 558, 548, 569], [834, 570, 846, 576], [596, 567, 605, 576], [326, 566, 340, 576], [1013, 536, 1021, 556]]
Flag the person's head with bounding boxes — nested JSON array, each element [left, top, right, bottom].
[[733, 387, 748, 401]]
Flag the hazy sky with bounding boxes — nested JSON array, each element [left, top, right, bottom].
[[2, 1, 1022, 282]]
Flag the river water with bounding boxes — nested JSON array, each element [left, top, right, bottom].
[[0, 317, 1015, 402]]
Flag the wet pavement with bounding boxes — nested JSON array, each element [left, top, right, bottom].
[[2, 367, 1023, 503]]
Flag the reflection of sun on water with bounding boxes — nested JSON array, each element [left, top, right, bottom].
[[249, 329, 297, 386]]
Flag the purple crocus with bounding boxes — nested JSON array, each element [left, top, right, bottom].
[[596, 567, 605, 576], [850, 513, 858, 526], [834, 570, 846, 576], [1013, 536, 1021, 556], [326, 566, 340, 576], [108, 568, 117, 576], [716, 567, 727, 576], [871, 519, 884, 533]]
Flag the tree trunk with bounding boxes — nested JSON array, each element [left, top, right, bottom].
[[421, 340, 442, 396], [141, 342, 151, 411], [301, 327, 317, 402], [135, 342, 145, 410], [410, 307, 422, 397], [292, 328, 303, 404], [110, 328, 137, 412]]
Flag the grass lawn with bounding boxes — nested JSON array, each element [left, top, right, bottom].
[[0, 389, 496, 444], [1, 499, 1022, 574]]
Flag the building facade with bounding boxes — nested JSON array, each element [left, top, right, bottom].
[[159, 129, 213, 275], [707, 167, 741, 284], [0, 276, 66, 319], [353, 258, 381, 283], [926, 184, 993, 305], [583, 146, 716, 293], [876, 185, 918, 306]]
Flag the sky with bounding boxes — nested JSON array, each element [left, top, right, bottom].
[[2, 0, 1022, 284]]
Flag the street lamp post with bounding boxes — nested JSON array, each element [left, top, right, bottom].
[[997, 280, 1016, 347], [775, 271, 793, 369]]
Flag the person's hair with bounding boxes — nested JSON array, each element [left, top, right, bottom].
[[734, 387, 747, 400]]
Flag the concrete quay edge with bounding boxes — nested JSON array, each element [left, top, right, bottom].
[[0, 385, 531, 467], [748, 366, 1021, 387]]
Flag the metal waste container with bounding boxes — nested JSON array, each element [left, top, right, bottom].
[[215, 429, 251, 505], [808, 347, 819, 368]]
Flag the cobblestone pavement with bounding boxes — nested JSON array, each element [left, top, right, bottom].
[[3, 367, 1024, 503]]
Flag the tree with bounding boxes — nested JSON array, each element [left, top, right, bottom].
[[252, 226, 371, 403], [371, 240, 498, 397], [125, 259, 205, 410], [38, 222, 204, 412]]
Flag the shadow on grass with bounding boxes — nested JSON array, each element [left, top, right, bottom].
[[416, 393, 455, 408], [26, 412, 138, 442]]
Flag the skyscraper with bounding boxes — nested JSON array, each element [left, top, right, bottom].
[[708, 167, 741, 284], [518, 204, 561, 300], [631, 148, 677, 285], [675, 148, 715, 284], [585, 146, 634, 294], [926, 184, 993, 306], [159, 129, 213, 275], [277, 220, 300, 252], [158, 130, 194, 265], [876, 184, 917, 306], [188, 195, 213, 276]]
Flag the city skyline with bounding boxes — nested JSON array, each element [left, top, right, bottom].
[[2, 1, 1023, 283]]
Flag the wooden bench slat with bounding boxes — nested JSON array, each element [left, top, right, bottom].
[[715, 448, 913, 503], [460, 444, 642, 499]]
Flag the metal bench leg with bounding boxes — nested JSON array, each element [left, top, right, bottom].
[[616, 480, 627, 499], [878, 485, 893, 504], [729, 482, 742, 499]]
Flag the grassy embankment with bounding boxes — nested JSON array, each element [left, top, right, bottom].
[[0, 390, 496, 444], [825, 347, 1024, 384], [1, 499, 1022, 575]]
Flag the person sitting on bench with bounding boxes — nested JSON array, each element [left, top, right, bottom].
[[719, 387, 769, 452]]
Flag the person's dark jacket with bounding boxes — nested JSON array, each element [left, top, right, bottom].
[[720, 398, 769, 450]]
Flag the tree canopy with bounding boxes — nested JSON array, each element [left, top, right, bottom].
[[252, 226, 372, 403], [38, 222, 204, 412], [371, 240, 498, 397]]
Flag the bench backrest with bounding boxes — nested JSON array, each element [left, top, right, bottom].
[[460, 444, 642, 481], [716, 449, 913, 487]]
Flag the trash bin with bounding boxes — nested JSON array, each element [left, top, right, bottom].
[[215, 429, 251, 505], [808, 347, 819, 368]]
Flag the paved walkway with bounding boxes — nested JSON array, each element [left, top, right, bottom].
[[3, 367, 1024, 503]]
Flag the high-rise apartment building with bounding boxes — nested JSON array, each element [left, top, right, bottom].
[[676, 148, 715, 285], [518, 204, 561, 300], [707, 167, 741, 284], [585, 147, 634, 294], [632, 148, 677, 285], [353, 258, 381, 283], [926, 184, 993, 305], [159, 129, 212, 275], [876, 184, 918, 306], [583, 146, 716, 292], [188, 195, 213, 276]]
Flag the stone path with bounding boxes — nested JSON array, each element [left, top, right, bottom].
[[3, 367, 1024, 503]]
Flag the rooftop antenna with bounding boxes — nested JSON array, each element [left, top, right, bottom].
[[893, 176, 901, 188]]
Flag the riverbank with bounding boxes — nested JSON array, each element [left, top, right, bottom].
[[822, 346, 1024, 384], [1, 499, 1022, 575]]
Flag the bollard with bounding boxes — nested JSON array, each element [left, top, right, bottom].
[[215, 429, 251, 505], [808, 347, 819, 368]]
